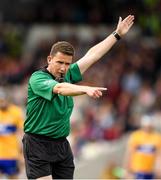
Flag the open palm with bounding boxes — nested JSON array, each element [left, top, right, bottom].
[[116, 15, 134, 36]]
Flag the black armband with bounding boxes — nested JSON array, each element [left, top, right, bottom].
[[112, 31, 121, 40]]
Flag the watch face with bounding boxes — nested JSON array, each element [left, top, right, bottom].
[[113, 31, 121, 40]]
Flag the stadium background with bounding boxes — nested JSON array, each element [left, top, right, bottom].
[[0, 0, 161, 178]]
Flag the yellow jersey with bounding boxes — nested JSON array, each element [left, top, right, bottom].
[[128, 130, 161, 173], [0, 104, 24, 159]]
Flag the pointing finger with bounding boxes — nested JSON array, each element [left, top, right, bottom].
[[97, 87, 107, 91]]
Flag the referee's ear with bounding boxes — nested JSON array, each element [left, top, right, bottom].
[[47, 56, 52, 65]]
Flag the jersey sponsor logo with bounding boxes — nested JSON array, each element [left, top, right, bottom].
[[136, 145, 156, 154], [43, 80, 54, 86], [0, 124, 17, 135]]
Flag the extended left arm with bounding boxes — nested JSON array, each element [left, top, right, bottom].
[[77, 15, 134, 74]]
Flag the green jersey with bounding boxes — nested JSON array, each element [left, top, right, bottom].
[[24, 63, 82, 138]]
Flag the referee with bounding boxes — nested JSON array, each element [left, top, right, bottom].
[[22, 15, 134, 179]]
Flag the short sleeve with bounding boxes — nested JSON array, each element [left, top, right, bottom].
[[29, 71, 58, 101], [66, 63, 83, 83]]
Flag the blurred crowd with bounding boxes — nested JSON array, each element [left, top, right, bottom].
[[0, 0, 161, 36], [1, 22, 161, 157], [0, 0, 161, 178]]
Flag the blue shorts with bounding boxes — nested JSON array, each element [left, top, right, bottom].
[[134, 172, 154, 179], [0, 160, 19, 176]]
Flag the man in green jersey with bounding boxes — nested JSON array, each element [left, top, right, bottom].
[[23, 15, 134, 179]]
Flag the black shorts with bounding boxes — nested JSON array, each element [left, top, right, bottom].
[[22, 133, 75, 179]]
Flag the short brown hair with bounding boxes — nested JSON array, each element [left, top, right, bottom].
[[50, 41, 75, 57]]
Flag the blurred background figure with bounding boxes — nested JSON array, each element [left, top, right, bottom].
[[0, 0, 161, 178], [100, 161, 125, 179], [0, 87, 24, 179], [124, 114, 161, 179]]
